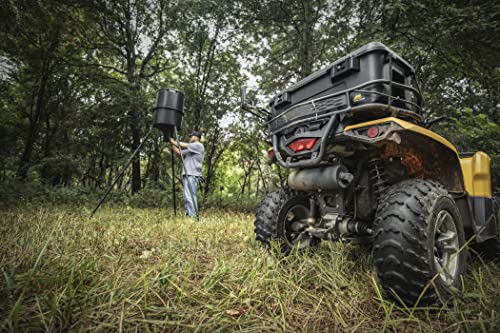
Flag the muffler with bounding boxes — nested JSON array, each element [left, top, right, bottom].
[[288, 165, 353, 192]]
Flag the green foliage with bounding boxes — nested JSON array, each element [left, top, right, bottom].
[[242, 0, 356, 95], [0, 181, 124, 208], [436, 108, 500, 191], [0, 180, 260, 212], [0, 0, 498, 199]]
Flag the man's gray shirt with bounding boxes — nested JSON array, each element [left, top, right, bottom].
[[181, 142, 204, 177]]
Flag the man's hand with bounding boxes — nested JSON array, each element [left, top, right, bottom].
[[171, 143, 180, 155]]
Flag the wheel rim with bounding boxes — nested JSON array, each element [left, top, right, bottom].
[[283, 204, 311, 248], [433, 210, 460, 286]]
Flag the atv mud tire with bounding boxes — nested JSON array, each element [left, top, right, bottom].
[[373, 179, 467, 305], [255, 188, 320, 256]]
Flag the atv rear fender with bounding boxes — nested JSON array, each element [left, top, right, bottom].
[[344, 117, 498, 242], [344, 117, 465, 192]]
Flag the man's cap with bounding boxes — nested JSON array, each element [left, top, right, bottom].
[[189, 131, 202, 139]]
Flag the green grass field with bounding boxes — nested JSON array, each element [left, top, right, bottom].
[[1, 206, 499, 332]]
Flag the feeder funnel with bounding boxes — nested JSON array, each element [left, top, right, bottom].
[[153, 88, 184, 133]]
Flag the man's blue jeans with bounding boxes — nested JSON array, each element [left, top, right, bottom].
[[183, 175, 199, 217]]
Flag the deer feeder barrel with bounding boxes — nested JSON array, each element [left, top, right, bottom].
[[153, 88, 184, 131]]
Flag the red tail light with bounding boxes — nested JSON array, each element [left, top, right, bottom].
[[367, 126, 379, 138], [287, 138, 318, 153]]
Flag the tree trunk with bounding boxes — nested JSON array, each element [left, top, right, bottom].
[[17, 123, 37, 180], [255, 175, 260, 197], [97, 154, 106, 188], [203, 129, 224, 198], [127, 69, 141, 193], [247, 168, 252, 197], [256, 159, 267, 193], [129, 102, 142, 194], [240, 165, 253, 196], [299, 0, 314, 79], [16, 69, 50, 180]]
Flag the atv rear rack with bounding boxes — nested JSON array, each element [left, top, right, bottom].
[[268, 78, 424, 135]]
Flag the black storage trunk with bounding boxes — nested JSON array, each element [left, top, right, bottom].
[[269, 42, 422, 131]]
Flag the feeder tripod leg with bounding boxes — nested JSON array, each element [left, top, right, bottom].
[[171, 149, 177, 216], [90, 126, 154, 218], [173, 127, 199, 221]]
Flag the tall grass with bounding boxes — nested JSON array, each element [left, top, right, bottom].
[[0, 206, 499, 332]]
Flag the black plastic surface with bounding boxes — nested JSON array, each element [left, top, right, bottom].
[[153, 88, 184, 131], [269, 42, 421, 118]]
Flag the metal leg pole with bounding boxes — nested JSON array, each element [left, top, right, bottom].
[[90, 126, 154, 218], [173, 127, 199, 221], [171, 148, 177, 216]]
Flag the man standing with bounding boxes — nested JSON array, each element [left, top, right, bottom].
[[170, 131, 204, 218]]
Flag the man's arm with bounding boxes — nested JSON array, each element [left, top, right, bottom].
[[170, 138, 188, 149]]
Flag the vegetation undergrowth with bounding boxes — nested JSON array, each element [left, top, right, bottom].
[[0, 206, 499, 332], [0, 181, 260, 213]]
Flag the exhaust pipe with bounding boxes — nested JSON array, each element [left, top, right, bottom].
[[288, 165, 353, 192]]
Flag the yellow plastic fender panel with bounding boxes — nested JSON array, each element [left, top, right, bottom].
[[460, 152, 492, 198]]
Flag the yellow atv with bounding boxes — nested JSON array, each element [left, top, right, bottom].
[[241, 42, 499, 305]]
